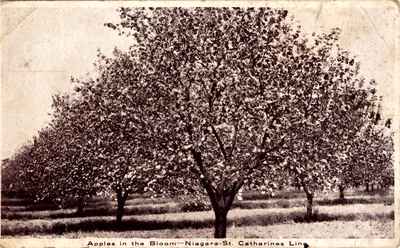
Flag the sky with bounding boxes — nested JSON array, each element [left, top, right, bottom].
[[1, 1, 399, 159]]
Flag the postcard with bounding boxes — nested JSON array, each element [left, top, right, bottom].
[[1, 1, 399, 248]]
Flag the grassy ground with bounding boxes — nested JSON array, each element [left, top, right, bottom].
[[2, 194, 392, 220], [1, 204, 393, 236], [5, 220, 393, 239], [1, 189, 394, 238]]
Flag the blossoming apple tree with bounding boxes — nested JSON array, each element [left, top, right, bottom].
[[105, 7, 393, 236]]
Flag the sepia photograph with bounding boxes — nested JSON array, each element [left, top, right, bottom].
[[1, 1, 399, 247]]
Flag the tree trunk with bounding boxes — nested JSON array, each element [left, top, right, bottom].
[[76, 195, 85, 215], [305, 193, 313, 220], [301, 180, 314, 220], [339, 185, 345, 201], [214, 208, 228, 238], [365, 183, 369, 192], [116, 188, 128, 226], [210, 191, 238, 238], [190, 149, 243, 238]]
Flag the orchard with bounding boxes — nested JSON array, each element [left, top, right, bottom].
[[2, 7, 394, 239]]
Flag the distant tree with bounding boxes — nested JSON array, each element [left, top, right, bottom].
[[9, 46, 163, 224], [277, 31, 365, 218], [9, 128, 63, 205], [2, 145, 35, 199], [353, 123, 394, 192], [333, 93, 394, 200], [1, 158, 12, 195], [9, 95, 101, 213], [279, 33, 395, 216], [105, 7, 388, 237], [48, 94, 101, 214], [67, 49, 162, 225]]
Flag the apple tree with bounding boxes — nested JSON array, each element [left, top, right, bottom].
[[11, 96, 101, 213], [1, 144, 36, 199], [67, 48, 163, 225], [103, 7, 390, 237]]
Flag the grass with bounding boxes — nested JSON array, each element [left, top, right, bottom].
[[235, 195, 393, 209], [241, 189, 305, 200], [2, 202, 181, 220], [2, 194, 393, 221], [1, 196, 173, 213], [1, 204, 393, 236], [1, 189, 393, 238], [241, 188, 393, 201], [3, 219, 393, 239]]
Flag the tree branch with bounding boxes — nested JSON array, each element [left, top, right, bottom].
[[232, 136, 285, 192], [248, 137, 285, 174], [190, 148, 218, 209], [211, 125, 228, 161], [300, 178, 312, 196]]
